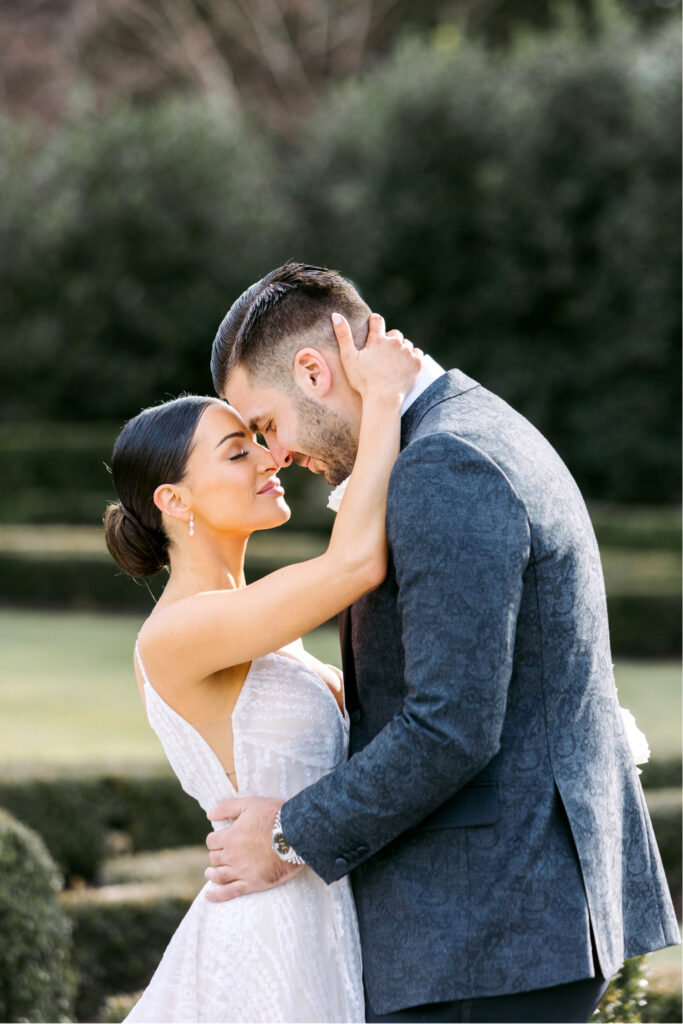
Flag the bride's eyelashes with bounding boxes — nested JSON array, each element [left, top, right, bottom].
[[229, 449, 249, 461]]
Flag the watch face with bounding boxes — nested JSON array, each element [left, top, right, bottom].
[[274, 833, 289, 855]]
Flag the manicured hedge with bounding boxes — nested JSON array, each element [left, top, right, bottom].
[[64, 883, 191, 1022], [0, 423, 332, 527], [2, 422, 681, 540], [63, 882, 672, 1024], [0, 767, 209, 883], [0, 547, 321, 610], [607, 594, 681, 659], [640, 758, 682, 790], [97, 990, 141, 1023], [1, 766, 679, 901], [0, 551, 165, 610], [0, 774, 109, 882], [0, 808, 76, 1022]]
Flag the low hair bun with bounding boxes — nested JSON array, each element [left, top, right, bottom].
[[104, 502, 168, 578], [104, 395, 219, 583]]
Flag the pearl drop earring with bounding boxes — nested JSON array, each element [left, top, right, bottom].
[[189, 513, 195, 537]]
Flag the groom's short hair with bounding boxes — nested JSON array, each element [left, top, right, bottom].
[[211, 262, 370, 394]]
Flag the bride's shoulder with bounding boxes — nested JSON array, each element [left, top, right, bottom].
[[137, 605, 172, 651], [135, 604, 195, 685]]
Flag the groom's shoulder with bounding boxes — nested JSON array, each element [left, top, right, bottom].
[[394, 369, 586, 528], [388, 429, 525, 511], [405, 366, 563, 473], [395, 428, 492, 469]]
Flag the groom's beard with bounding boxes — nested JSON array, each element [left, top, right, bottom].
[[292, 391, 358, 486]]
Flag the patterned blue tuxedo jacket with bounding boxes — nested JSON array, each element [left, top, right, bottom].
[[281, 370, 679, 1015]]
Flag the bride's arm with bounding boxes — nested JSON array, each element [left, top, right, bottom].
[[140, 314, 421, 679]]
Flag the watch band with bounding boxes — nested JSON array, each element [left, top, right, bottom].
[[271, 809, 306, 865]]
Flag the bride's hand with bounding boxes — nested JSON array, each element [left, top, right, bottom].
[[332, 311, 423, 405]]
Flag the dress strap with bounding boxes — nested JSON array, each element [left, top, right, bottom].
[[135, 642, 153, 688]]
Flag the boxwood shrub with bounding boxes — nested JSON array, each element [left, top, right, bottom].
[[607, 594, 681, 659], [0, 765, 679, 914], [64, 886, 673, 1024], [97, 990, 142, 1023], [0, 774, 109, 882], [0, 808, 76, 1022], [64, 882, 191, 1022], [0, 767, 209, 882], [640, 758, 681, 790]]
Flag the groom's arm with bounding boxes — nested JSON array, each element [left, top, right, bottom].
[[279, 430, 531, 883]]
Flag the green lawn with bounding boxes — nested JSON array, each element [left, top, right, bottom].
[[0, 609, 679, 766], [0, 609, 340, 766]]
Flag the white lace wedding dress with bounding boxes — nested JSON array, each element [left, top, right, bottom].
[[125, 648, 365, 1024]]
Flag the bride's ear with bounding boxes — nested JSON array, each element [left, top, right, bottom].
[[293, 348, 333, 398], [154, 484, 190, 524]]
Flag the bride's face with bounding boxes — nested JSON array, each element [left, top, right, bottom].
[[179, 403, 291, 536]]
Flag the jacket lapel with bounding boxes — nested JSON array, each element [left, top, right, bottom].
[[400, 368, 479, 447], [341, 368, 479, 720], [339, 606, 360, 717]]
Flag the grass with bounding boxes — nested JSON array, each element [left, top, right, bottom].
[[0, 608, 679, 766], [0, 609, 340, 765], [614, 662, 682, 762]]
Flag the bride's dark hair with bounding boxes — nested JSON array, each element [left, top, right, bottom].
[[104, 395, 223, 578]]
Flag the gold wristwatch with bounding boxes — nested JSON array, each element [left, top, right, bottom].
[[271, 809, 306, 865]]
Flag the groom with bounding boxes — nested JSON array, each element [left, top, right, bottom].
[[205, 263, 678, 1022]]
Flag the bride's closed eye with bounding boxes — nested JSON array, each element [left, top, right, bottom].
[[229, 449, 248, 461]]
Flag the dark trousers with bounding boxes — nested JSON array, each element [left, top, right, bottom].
[[364, 973, 610, 1024]]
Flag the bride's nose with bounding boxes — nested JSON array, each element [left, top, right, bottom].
[[256, 444, 280, 473]]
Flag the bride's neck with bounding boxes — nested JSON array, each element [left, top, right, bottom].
[[162, 531, 250, 599]]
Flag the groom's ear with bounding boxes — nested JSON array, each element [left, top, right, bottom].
[[292, 348, 333, 398]]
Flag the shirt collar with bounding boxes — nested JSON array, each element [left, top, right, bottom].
[[401, 354, 446, 416]]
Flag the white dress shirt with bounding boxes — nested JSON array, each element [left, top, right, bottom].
[[401, 354, 445, 416]]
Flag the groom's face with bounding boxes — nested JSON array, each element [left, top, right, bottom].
[[225, 365, 359, 486]]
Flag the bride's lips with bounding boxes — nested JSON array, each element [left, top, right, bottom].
[[257, 477, 285, 496]]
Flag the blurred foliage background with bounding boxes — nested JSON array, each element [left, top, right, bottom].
[[0, 1, 680, 1021], [0, 0, 680, 506], [0, 0, 680, 643]]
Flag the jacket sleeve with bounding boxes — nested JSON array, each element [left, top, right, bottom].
[[280, 431, 531, 883]]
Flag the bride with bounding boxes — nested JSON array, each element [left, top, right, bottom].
[[103, 315, 422, 1023]]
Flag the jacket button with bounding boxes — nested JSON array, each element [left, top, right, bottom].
[[356, 845, 369, 857], [335, 856, 349, 871], [350, 709, 362, 724]]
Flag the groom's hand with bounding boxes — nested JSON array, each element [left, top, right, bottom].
[[204, 796, 303, 902]]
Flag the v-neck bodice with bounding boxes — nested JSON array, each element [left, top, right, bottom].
[[125, 647, 363, 1023], [135, 648, 349, 832]]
